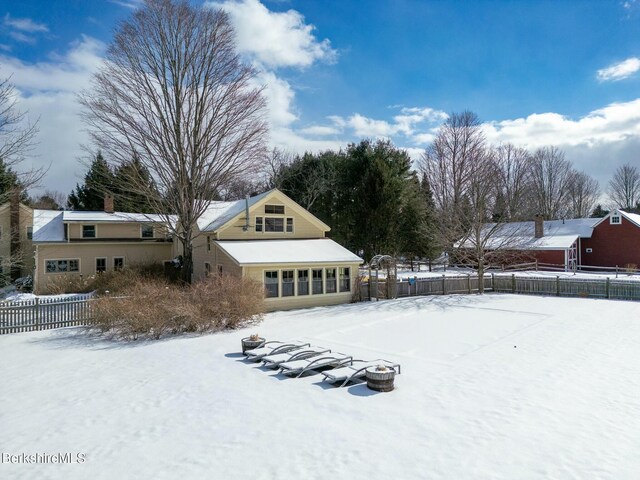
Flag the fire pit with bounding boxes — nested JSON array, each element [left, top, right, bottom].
[[241, 334, 264, 354], [365, 365, 396, 392]]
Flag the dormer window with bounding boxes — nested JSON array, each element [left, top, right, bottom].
[[265, 204, 284, 215], [610, 215, 621, 225], [82, 225, 96, 238]]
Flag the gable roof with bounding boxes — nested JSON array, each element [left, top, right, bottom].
[[216, 239, 363, 265], [33, 210, 64, 242], [592, 209, 640, 229], [197, 189, 330, 233]]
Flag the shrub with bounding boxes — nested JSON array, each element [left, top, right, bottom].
[[624, 263, 638, 273], [90, 274, 264, 340]]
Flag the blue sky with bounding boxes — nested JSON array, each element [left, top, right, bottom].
[[1, 0, 639, 197]]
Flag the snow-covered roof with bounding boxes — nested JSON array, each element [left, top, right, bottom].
[[62, 211, 169, 223], [32, 210, 64, 242], [216, 239, 363, 265], [458, 217, 598, 250], [197, 191, 271, 233], [618, 210, 640, 227]]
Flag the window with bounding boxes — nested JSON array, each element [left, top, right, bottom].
[[96, 258, 107, 273], [113, 257, 124, 271], [217, 265, 223, 274], [286, 218, 294, 233], [82, 225, 96, 238], [64, 224, 68, 240], [265, 204, 285, 215], [26, 226, 33, 240], [206, 236, 211, 251], [265, 217, 284, 232], [586, 248, 593, 253], [312, 269, 323, 295], [282, 270, 294, 297], [45, 259, 80, 273], [265, 271, 279, 297], [297, 270, 309, 295], [141, 225, 154, 238], [326, 268, 337, 293], [611, 215, 621, 225], [204, 262, 211, 277], [339, 267, 351, 292], [255, 217, 263, 232]]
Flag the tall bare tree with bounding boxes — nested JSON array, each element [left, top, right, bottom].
[[529, 146, 573, 219], [566, 171, 599, 218], [493, 143, 533, 221], [608, 163, 640, 210], [79, 0, 268, 282]]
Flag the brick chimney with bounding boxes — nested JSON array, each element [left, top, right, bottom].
[[104, 194, 114, 214], [9, 189, 22, 280], [534, 214, 544, 238]]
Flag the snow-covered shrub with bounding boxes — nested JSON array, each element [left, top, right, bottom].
[[14, 275, 33, 292], [91, 274, 264, 340]]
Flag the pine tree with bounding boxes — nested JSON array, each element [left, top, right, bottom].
[[113, 156, 158, 213], [590, 204, 608, 218], [67, 152, 115, 210], [0, 159, 26, 202]]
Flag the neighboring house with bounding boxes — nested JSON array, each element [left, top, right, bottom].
[[193, 189, 363, 310], [0, 198, 34, 281], [466, 209, 640, 271], [32, 197, 175, 294]]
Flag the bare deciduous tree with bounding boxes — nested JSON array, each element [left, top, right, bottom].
[[493, 143, 533, 221], [608, 163, 640, 210], [566, 171, 599, 218], [529, 146, 574, 219], [79, 0, 268, 282]]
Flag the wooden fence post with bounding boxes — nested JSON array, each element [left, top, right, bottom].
[[556, 276, 560, 296], [606, 277, 610, 299], [442, 275, 446, 295], [491, 273, 495, 292], [511, 274, 516, 294], [615, 265, 618, 278], [34, 298, 40, 332], [467, 274, 472, 294]]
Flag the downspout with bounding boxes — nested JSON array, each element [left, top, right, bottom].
[[243, 196, 250, 232]]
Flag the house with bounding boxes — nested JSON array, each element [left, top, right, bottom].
[[466, 210, 640, 271], [192, 189, 363, 310], [31, 196, 175, 294], [0, 196, 35, 282]]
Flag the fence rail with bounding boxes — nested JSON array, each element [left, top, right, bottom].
[[361, 273, 640, 302], [0, 294, 94, 335]]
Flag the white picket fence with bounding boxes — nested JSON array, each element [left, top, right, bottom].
[[0, 294, 94, 335]]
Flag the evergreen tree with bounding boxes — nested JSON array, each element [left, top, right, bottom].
[[113, 155, 158, 213], [67, 152, 115, 210], [0, 159, 26, 202], [590, 204, 609, 218]]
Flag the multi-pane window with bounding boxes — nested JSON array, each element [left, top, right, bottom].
[[297, 270, 309, 295], [265, 217, 284, 232], [326, 268, 337, 293], [96, 258, 106, 273], [282, 270, 295, 297], [206, 236, 211, 251], [339, 267, 351, 292], [82, 225, 96, 238], [286, 218, 294, 233], [26, 226, 33, 240], [255, 217, 263, 232], [113, 257, 124, 271], [141, 225, 154, 238], [265, 204, 285, 214], [204, 262, 211, 277], [611, 215, 621, 225], [312, 269, 323, 294], [265, 271, 279, 297], [45, 259, 80, 273]]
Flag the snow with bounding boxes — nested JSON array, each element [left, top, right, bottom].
[[216, 238, 363, 265], [32, 209, 64, 242], [1, 294, 640, 479], [392, 267, 640, 282], [62, 211, 170, 223], [197, 191, 271, 232]]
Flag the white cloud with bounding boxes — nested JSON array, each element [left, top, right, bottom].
[[298, 125, 341, 136], [208, 0, 336, 68], [3, 14, 48, 33], [108, 0, 143, 9], [597, 57, 640, 81]]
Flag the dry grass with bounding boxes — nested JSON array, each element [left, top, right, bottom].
[[90, 274, 265, 340]]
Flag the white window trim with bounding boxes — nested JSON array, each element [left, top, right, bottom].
[[585, 248, 593, 253], [264, 204, 285, 215], [141, 225, 154, 239], [44, 258, 81, 274], [286, 217, 294, 234], [82, 224, 98, 239], [113, 256, 125, 270], [95, 257, 107, 274], [262, 266, 353, 299], [610, 215, 621, 225]]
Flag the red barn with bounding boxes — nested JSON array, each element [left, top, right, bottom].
[[582, 210, 640, 269]]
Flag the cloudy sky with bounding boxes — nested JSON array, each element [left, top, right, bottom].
[[1, 0, 639, 198]]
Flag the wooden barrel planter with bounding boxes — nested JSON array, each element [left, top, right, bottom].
[[241, 336, 265, 354], [366, 366, 396, 392]]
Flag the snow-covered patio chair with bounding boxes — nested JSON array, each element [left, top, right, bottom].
[[279, 352, 354, 378], [321, 359, 401, 387], [261, 346, 331, 369], [244, 340, 311, 362]]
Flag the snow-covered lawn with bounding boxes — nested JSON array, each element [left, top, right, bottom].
[[1, 294, 639, 479]]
